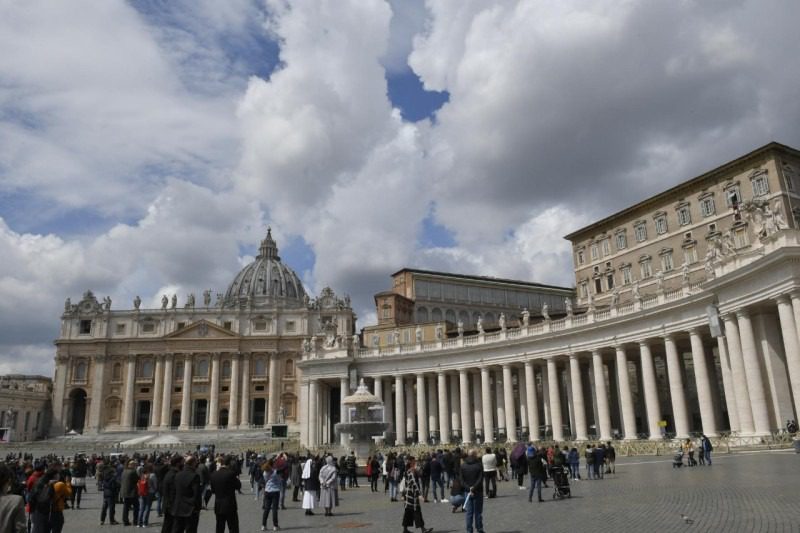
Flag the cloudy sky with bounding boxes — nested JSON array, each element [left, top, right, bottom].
[[1, 0, 799, 375]]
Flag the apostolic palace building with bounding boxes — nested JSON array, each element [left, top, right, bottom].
[[52, 142, 800, 451]]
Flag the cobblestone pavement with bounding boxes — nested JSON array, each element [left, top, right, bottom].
[[56, 449, 799, 533]]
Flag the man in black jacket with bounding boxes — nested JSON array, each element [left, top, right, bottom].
[[210, 456, 241, 533], [460, 450, 485, 533], [160, 455, 183, 533], [172, 456, 202, 533]]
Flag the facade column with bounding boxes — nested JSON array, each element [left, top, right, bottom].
[[308, 380, 319, 448], [239, 355, 250, 428], [208, 353, 220, 428], [268, 353, 280, 424], [87, 355, 107, 433], [449, 374, 460, 441], [480, 367, 494, 442], [715, 337, 739, 432], [438, 372, 450, 444], [373, 376, 383, 400], [150, 356, 163, 429], [494, 369, 506, 438], [472, 372, 484, 441], [518, 367, 528, 437], [121, 355, 136, 430], [569, 354, 588, 440], [663, 334, 689, 438], [638, 341, 662, 439], [228, 353, 240, 430], [340, 377, 349, 447], [547, 357, 563, 441], [382, 378, 394, 434], [689, 328, 718, 436], [592, 350, 612, 440], [459, 369, 472, 444], [722, 315, 754, 433], [51, 356, 69, 434], [736, 309, 771, 435], [406, 380, 416, 440], [395, 375, 406, 445], [615, 346, 637, 440], [427, 376, 438, 441], [502, 364, 517, 442], [524, 361, 540, 441], [777, 295, 800, 418], [179, 356, 192, 430], [417, 375, 429, 443], [159, 354, 173, 429]]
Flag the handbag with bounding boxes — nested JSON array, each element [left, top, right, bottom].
[[398, 476, 406, 496]]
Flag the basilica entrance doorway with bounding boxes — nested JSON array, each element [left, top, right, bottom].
[[193, 399, 208, 427], [253, 398, 266, 426], [219, 409, 229, 428], [170, 410, 181, 429], [135, 401, 151, 429], [68, 389, 87, 433]]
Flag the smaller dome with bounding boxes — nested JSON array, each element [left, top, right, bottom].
[[223, 229, 307, 308]]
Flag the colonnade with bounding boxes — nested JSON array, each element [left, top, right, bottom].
[[303, 294, 800, 448]]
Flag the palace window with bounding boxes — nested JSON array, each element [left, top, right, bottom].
[[725, 184, 742, 207], [579, 281, 589, 299], [751, 171, 769, 197], [660, 251, 674, 272], [621, 265, 633, 285], [594, 277, 602, 294], [700, 195, 715, 217], [223, 321, 232, 330], [194, 359, 209, 377], [616, 232, 627, 250], [601, 238, 611, 256], [606, 273, 615, 291], [577, 249, 585, 265], [590, 243, 599, 261], [372, 335, 379, 347], [382, 307, 391, 319], [783, 163, 796, 191], [683, 245, 698, 265], [640, 258, 653, 279], [79, 320, 92, 335], [634, 223, 647, 242], [677, 205, 692, 226], [733, 227, 749, 248], [654, 214, 668, 235]]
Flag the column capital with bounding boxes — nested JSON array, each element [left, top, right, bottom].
[[638, 339, 651, 348], [437, 370, 446, 377], [126, 354, 137, 363], [662, 331, 676, 341], [734, 307, 750, 319], [590, 348, 603, 357], [501, 363, 511, 370], [774, 293, 792, 305], [687, 326, 703, 337]]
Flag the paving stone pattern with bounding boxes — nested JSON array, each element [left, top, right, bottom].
[[59, 450, 800, 533]]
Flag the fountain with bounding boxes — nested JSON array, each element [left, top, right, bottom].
[[334, 379, 389, 459]]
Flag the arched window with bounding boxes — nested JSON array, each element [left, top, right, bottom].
[[111, 362, 122, 382], [284, 359, 294, 377], [417, 307, 429, 322], [458, 310, 470, 326], [222, 360, 231, 379], [484, 312, 495, 325], [472, 312, 481, 325], [445, 309, 456, 323], [431, 308, 443, 321]]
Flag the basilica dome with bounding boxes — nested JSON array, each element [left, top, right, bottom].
[[223, 229, 307, 308]]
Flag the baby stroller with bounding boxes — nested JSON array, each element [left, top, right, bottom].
[[672, 450, 684, 468], [550, 464, 571, 499]]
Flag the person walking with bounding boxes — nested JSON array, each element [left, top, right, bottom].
[[210, 456, 241, 533], [289, 456, 302, 502], [120, 461, 140, 527], [567, 447, 581, 480], [369, 455, 380, 493], [461, 450, 485, 533], [480, 448, 497, 498], [70, 458, 88, 510], [0, 463, 25, 533], [401, 457, 432, 533], [528, 450, 546, 503], [700, 435, 713, 465], [605, 442, 616, 474], [172, 456, 202, 533], [137, 463, 157, 527], [100, 463, 120, 526], [160, 455, 183, 533], [318, 456, 338, 517], [261, 459, 282, 532], [430, 454, 445, 503], [300, 456, 317, 516]]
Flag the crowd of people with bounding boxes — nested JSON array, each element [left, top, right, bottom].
[[0, 434, 719, 533]]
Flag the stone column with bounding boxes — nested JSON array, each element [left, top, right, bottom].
[[547, 357, 563, 441], [438, 372, 450, 444], [663, 334, 689, 438], [340, 377, 349, 447], [427, 376, 438, 441], [592, 350, 612, 440], [480, 367, 494, 442], [494, 369, 506, 439], [406, 380, 416, 440], [777, 295, 800, 418], [449, 374, 460, 441], [615, 346, 637, 440], [88, 355, 107, 433], [240, 355, 250, 428], [502, 364, 517, 442], [121, 355, 137, 430], [736, 309, 771, 435], [309, 380, 319, 448], [459, 369, 472, 444], [383, 378, 394, 434], [150, 355, 163, 429], [268, 353, 280, 424], [417, 375, 429, 443], [525, 361, 540, 441], [395, 375, 406, 445], [373, 377, 383, 400], [569, 354, 588, 440], [715, 337, 739, 432], [722, 314, 754, 433], [638, 341, 661, 439], [208, 353, 220, 429], [518, 367, 528, 437], [229, 354, 240, 430], [51, 356, 69, 433], [689, 328, 718, 436], [159, 354, 173, 429], [179, 356, 192, 429], [472, 372, 484, 440]]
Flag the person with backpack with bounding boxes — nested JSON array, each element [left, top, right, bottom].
[[0, 463, 25, 533], [701, 435, 714, 465], [137, 463, 157, 527], [120, 461, 140, 526], [30, 466, 70, 533], [100, 463, 120, 526]]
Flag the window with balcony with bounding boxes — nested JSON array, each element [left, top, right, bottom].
[[660, 251, 674, 272], [621, 265, 633, 285], [683, 245, 698, 265], [639, 258, 653, 279], [733, 227, 749, 248], [725, 184, 742, 207]]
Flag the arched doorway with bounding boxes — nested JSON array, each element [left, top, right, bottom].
[[68, 389, 87, 433]]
